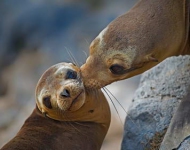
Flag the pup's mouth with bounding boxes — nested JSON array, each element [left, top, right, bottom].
[[68, 90, 84, 111]]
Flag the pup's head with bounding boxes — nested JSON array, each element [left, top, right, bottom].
[[35, 63, 86, 120]]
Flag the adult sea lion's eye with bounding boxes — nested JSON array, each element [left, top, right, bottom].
[[43, 96, 52, 109], [109, 64, 125, 75], [66, 70, 77, 79]]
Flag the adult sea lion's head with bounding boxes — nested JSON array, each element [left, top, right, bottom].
[[81, 0, 188, 89]]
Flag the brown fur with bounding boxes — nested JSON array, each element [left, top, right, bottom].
[[81, 0, 190, 88], [1, 106, 109, 150]]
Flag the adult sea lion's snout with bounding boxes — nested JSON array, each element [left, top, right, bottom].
[[81, 62, 106, 89]]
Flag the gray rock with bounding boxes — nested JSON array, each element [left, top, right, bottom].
[[178, 137, 190, 150], [121, 55, 190, 150]]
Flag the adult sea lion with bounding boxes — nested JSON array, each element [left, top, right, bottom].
[[81, 0, 190, 89], [80, 0, 190, 149], [1, 63, 111, 150]]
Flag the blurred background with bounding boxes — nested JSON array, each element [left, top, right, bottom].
[[0, 0, 140, 149]]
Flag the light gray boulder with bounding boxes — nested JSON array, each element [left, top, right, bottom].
[[121, 55, 190, 150]]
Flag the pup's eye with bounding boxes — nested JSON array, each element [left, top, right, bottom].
[[109, 64, 125, 75], [66, 70, 77, 79], [43, 96, 52, 109]]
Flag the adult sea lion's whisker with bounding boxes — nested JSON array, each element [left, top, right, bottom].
[[102, 87, 123, 125], [103, 88, 170, 150], [103, 87, 148, 135], [104, 87, 142, 128], [104, 87, 128, 114]]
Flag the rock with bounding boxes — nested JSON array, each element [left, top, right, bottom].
[[177, 137, 190, 150], [121, 55, 190, 150]]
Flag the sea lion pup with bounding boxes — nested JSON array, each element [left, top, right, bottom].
[[1, 63, 111, 150], [81, 0, 190, 89], [80, 0, 190, 149]]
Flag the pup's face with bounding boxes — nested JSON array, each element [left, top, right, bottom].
[[35, 63, 86, 119]]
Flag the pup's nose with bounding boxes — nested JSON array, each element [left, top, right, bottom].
[[60, 89, 70, 98]]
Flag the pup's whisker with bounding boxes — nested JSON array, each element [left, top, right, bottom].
[[82, 50, 88, 60], [65, 47, 79, 67], [84, 38, 90, 46], [64, 47, 75, 64], [68, 49, 79, 66]]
